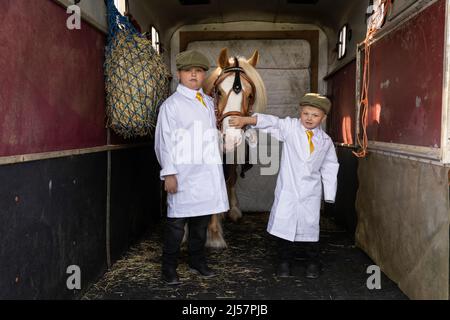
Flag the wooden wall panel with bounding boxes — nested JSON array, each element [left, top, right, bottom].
[[366, 0, 445, 147], [0, 0, 107, 157]]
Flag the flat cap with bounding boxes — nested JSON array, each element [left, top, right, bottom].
[[299, 93, 332, 114], [176, 50, 210, 71]]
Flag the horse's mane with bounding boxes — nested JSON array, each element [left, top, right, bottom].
[[204, 56, 267, 113], [237, 58, 267, 113]]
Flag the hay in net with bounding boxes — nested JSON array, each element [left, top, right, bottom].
[[104, 0, 170, 138]]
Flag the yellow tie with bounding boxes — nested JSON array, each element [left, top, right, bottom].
[[306, 130, 314, 154], [196, 92, 207, 108]]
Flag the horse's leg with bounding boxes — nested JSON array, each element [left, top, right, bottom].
[[206, 213, 227, 249], [227, 164, 242, 222], [181, 223, 188, 248]]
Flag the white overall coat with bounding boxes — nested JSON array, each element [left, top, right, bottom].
[[155, 84, 229, 218], [252, 113, 339, 242]]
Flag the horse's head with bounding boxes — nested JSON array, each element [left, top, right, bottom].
[[204, 48, 267, 152]]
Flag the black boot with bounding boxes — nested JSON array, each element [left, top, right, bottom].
[[188, 215, 215, 278], [189, 263, 216, 278], [303, 241, 321, 279], [276, 237, 293, 277], [161, 218, 186, 285], [305, 261, 321, 279], [161, 266, 181, 285], [276, 261, 291, 277]]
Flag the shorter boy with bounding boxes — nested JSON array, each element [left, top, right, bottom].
[[229, 93, 339, 278]]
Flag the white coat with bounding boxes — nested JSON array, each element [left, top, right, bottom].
[[155, 84, 229, 218], [251, 113, 339, 242]]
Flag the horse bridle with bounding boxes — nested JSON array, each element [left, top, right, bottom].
[[212, 57, 257, 130]]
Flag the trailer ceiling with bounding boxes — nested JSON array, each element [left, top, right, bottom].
[[138, 0, 363, 36]]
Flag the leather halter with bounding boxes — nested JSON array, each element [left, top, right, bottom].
[[212, 57, 257, 130]]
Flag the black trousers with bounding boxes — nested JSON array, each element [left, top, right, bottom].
[[162, 215, 211, 270], [276, 237, 320, 264]]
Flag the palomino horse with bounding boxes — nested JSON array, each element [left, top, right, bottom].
[[202, 48, 267, 248]]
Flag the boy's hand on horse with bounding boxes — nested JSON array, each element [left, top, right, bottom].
[[229, 116, 257, 128], [164, 175, 178, 193]]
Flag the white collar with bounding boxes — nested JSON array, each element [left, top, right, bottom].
[[176, 84, 205, 100], [299, 122, 322, 138]]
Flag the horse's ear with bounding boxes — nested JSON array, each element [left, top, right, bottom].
[[247, 50, 259, 67], [218, 48, 230, 69]]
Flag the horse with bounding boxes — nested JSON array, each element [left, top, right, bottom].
[[202, 48, 267, 248]]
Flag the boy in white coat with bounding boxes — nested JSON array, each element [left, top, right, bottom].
[[229, 93, 339, 279], [155, 50, 229, 285]]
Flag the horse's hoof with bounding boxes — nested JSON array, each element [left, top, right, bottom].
[[228, 207, 242, 222], [206, 230, 227, 249], [206, 237, 227, 249]]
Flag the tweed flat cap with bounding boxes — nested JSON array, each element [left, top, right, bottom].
[[299, 93, 332, 114], [176, 50, 210, 71]]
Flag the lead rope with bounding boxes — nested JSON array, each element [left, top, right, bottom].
[[353, 0, 393, 158]]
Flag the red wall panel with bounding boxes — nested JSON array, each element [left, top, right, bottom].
[[0, 0, 107, 157], [327, 61, 356, 145], [366, 0, 445, 147]]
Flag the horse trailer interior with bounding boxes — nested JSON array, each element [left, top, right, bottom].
[[1, 0, 449, 302]]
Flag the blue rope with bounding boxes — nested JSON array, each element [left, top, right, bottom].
[[105, 0, 137, 43]]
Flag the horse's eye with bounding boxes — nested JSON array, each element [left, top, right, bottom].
[[217, 91, 222, 97]]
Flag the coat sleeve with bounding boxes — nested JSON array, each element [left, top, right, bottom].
[[250, 113, 291, 142], [155, 102, 178, 180], [320, 142, 340, 203]]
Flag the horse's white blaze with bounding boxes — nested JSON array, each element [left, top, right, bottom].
[[220, 77, 244, 151]]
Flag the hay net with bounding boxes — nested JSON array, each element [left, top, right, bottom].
[[104, 0, 171, 138]]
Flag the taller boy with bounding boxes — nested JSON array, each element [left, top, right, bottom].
[[155, 50, 229, 285]]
